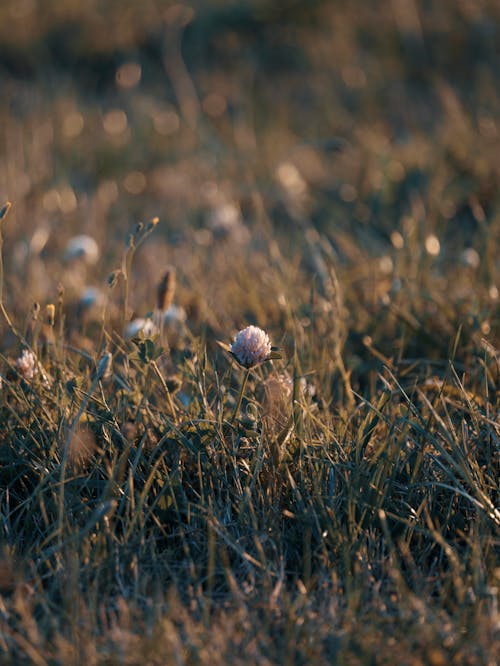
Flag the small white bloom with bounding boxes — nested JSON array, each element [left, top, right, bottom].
[[275, 161, 307, 199], [16, 350, 37, 380], [79, 286, 103, 309], [125, 318, 158, 339], [207, 202, 249, 243], [208, 201, 239, 225], [162, 304, 187, 325], [461, 248, 480, 270], [231, 325, 272, 368], [64, 235, 99, 264]]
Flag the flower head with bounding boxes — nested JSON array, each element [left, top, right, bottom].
[[230, 325, 272, 368], [16, 349, 37, 380], [80, 286, 103, 309], [125, 317, 158, 339], [162, 304, 187, 325], [64, 235, 99, 264]]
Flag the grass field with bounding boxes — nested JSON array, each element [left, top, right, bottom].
[[0, 1, 499, 663]]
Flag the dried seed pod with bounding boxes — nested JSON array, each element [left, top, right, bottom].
[[46, 304, 56, 326], [157, 266, 176, 312], [0, 201, 12, 223], [107, 270, 120, 288], [260, 372, 294, 430], [67, 424, 97, 470], [31, 302, 40, 321], [146, 216, 159, 232], [121, 421, 138, 442]]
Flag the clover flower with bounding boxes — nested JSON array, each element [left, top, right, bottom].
[[207, 202, 249, 244], [125, 317, 158, 339], [162, 304, 187, 326], [230, 325, 272, 368], [80, 286, 103, 309], [64, 235, 99, 264], [16, 349, 37, 380]]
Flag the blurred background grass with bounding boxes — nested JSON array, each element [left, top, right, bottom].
[[0, 4, 499, 434], [1, 0, 498, 360]]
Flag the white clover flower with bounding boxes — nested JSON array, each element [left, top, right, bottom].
[[162, 304, 187, 325], [64, 235, 99, 264], [461, 248, 480, 269], [16, 350, 37, 380], [230, 325, 272, 368], [79, 286, 103, 309], [206, 202, 249, 244], [208, 202, 241, 230], [125, 318, 158, 339]]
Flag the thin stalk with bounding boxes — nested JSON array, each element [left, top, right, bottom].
[[0, 203, 28, 345], [151, 360, 178, 423], [121, 244, 133, 335], [230, 367, 250, 424], [58, 355, 111, 547]]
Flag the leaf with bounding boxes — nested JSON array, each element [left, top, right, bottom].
[[216, 340, 232, 353], [156, 495, 173, 511], [244, 428, 260, 439], [138, 338, 156, 364]]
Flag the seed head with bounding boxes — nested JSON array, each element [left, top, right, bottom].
[[157, 266, 176, 312], [262, 373, 294, 424], [67, 424, 97, 470], [146, 217, 159, 232], [230, 325, 272, 368], [0, 201, 12, 224], [107, 271, 120, 289], [46, 304, 56, 326]]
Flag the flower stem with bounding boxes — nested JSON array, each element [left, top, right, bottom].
[[230, 367, 250, 424], [0, 203, 29, 346], [151, 359, 178, 423]]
